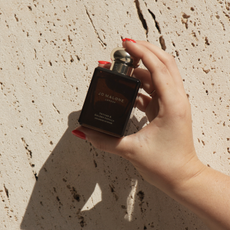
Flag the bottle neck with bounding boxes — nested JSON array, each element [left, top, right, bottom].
[[110, 61, 134, 76]]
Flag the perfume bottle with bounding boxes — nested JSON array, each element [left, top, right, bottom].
[[78, 48, 141, 137]]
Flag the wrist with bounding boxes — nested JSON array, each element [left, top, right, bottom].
[[172, 155, 207, 192], [160, 154, 207, 197], [167, 157, 230, 229], [167, 155, 208, 206]]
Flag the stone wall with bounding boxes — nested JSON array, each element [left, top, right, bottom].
[[1, 0, 230, 229]]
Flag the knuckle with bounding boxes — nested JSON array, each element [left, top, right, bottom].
[[164, 54, 176, 66], [163, 93, 191, 120], [172, 99, 191, 120], [94, 142, 105, 151], [158, 64, 168, 74], [88, 137, 106, 152]]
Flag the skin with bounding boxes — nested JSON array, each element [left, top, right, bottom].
[[74, 40, 230, 229]]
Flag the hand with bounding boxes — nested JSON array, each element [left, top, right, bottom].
[[73, 40, 230, 230], [73, 40, 205, 193]]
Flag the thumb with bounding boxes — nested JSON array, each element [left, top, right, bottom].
[[72, 126, 134, 158]]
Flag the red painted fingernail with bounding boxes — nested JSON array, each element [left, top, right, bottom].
[[122, 38, 136, 43], [72, 129, 86, 140], [98, 61, 111, 64]]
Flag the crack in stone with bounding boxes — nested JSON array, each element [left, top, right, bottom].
[[146, 6, 166, 50], [85, 7, 107, 47], [148, 9, 161, 34], [52, 103, 60, 114], [21, 137, 38, 180], [135, 1, 167, 50], [4, 184, 9, 198], [134, 0, 148, 37]]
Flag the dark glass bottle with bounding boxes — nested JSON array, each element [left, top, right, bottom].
[[78, 48, 141, 137]]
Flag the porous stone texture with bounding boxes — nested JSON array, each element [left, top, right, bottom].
[[1, 0, 230, 229]]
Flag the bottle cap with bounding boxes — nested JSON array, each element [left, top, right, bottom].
[[110, 48, 140, 76]]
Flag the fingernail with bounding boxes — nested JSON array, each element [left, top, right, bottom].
[[122, 38, 136, 43], [98, 61, 111, 64], [72, 129, 86, 140]]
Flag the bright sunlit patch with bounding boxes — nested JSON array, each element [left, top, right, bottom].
[[124, 179, 138, 222], [81, 183, 102, 211]]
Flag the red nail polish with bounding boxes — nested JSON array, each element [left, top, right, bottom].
[[122, 38, 136, 43], [98, 61, 111, 64], [72, 130, 86, 140]]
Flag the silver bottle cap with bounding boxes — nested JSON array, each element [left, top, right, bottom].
[[110, 48, 140, 76]]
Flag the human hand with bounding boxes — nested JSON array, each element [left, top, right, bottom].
[[73, 40, 206, 193]]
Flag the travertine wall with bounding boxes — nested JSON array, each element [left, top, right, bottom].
[[1, 0, 230, 229]]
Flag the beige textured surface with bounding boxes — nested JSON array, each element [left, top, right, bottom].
[[1, 0, 230, 229]]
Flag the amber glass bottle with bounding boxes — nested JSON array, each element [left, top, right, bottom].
[[78, 48, 140, 137]]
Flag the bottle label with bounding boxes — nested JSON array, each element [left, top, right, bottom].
[[97, 92, 125, 104], [78, 67, 140, 137], [94, 112, 114, 125]]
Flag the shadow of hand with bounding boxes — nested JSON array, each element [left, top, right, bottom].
[[20, 111, 148, 230]]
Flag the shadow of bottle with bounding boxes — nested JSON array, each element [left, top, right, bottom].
[[20, 111, 149, 230]]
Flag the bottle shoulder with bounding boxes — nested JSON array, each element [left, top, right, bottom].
[[94, 67, 141, 84]]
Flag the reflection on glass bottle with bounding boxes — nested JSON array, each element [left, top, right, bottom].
[[79, 48, 141, 137]]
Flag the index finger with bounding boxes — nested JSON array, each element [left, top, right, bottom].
[[137, 41, 185, 95], [123, 40, 176, 100]]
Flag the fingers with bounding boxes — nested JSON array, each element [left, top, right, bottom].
[[72, 126, 136, 159], [137, 41, 185, 94], [123, 40, 176, 101], [98, 59, 156, 96], [133, 68, 155, 95], [135, 93, 152, 112], [135, 93, 159, 121]]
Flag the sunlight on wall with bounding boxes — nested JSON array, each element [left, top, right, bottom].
[[80, 179, 138, 222], [124, 179, 138, 222], [81, 183, 102, 211]]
